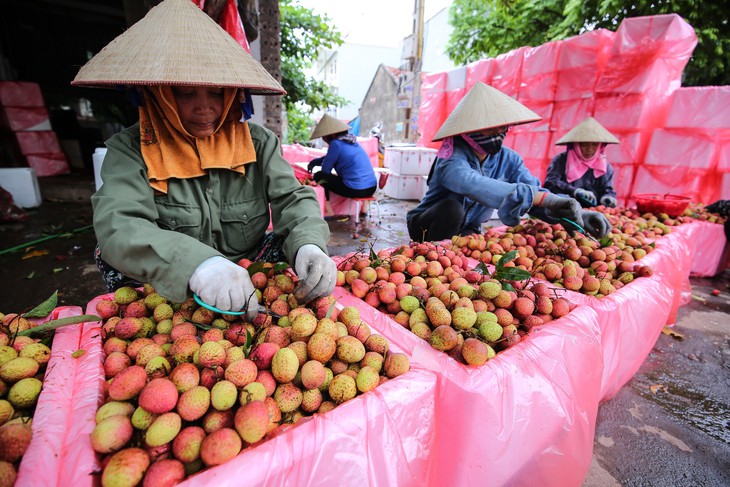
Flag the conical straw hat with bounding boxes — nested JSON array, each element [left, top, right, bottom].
[[71, 0, 284, 95], [556, 117, 619, 145], [310, 114, 351, 140], [432, 82, 541, 141]]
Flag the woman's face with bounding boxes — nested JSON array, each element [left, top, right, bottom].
[[578, 142, 599, 159], [172, 86, 225, 137]]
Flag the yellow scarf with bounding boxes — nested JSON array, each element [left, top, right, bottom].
[[139, 86, 256, 193]]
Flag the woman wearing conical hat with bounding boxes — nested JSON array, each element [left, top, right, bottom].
[[544, 117, 620, 208], [407, 82, 612, 242], [75, 0, 336, 321], [307, 114, 377, 218]]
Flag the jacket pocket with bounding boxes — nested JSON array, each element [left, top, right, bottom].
[[155, 202, 202, 239], [220, 199, 270, 255]]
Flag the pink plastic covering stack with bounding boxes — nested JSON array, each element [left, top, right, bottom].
[[417, 14, 729, 205]]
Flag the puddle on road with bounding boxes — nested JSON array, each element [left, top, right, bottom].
[[636, 371, 730, 445]]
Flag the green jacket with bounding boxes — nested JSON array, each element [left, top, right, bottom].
[[91, 121, 329, 302]]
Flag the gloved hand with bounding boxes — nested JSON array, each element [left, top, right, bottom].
[[600, 195, 618, 208], [581, 211, 612, 239], [293, 244, 337, 304], [307, 157, 324, 173], [538, 192, 583, 224], [573, 188, 597, 206], [189, 256, 258, 322]]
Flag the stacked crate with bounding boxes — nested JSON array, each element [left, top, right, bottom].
[[0, 81, 69, 176], [382, 146, 437, 200]]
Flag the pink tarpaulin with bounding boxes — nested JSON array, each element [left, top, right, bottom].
[[15, 306, 103, 486], [332, 288, 602, 487], [665, 86, 730, 129], [685, 220, 730, 277]]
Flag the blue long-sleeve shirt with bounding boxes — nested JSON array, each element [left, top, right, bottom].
[[407, 138, 546, 235], [543, 151, 616, 203], [318, 139, 376, 190]]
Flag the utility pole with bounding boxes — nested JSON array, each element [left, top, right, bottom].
[[401, 0, 424, 143]]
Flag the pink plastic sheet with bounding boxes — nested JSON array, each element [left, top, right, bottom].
[[0, 81, 45, 107], [630, 164, 711, 204], [604, 131, 644, 165], [332, 288, 602, 487], [666, 87, 730, 129], [551, 98, 595, 130], [465, 58, 494, 90], [685, 220, 730, 277], [645, 129, 719, 170], [556, 29, 614, 71], [491, 46, 528, 97], [596, 14, 697, 96], [15, 306, 104, 486], [281, 143, 326, 164]]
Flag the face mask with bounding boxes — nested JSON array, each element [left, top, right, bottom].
[[464, 130, 507, 155]]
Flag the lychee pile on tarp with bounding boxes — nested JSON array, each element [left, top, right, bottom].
[[418, 14, 730, 205], [15, 306, 103, 486], [36, 294, 438, 487], [332, 287, 603, 486]]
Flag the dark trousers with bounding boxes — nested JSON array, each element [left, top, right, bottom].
[[407, 199, 465, 242], [313, 171, 376, 200]]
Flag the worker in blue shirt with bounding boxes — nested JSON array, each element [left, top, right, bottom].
[[407, 82, 611, 242], [308, 114, 377, 218]]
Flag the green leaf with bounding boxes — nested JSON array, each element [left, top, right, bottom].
[[494, 267, 531, 282], [18, 314, 101, 336], [473, 262, 492, 276], [243, 329, 254, 357], [246, 262, 266, 276], [502, 282, 516, 292], [325, 298, 339, 320], [273, 262, 289, 273], [187, 319, 213, 331], [599, 236, 613, 247], [23, 291, 58, 318], [495, 250, 519, 271]]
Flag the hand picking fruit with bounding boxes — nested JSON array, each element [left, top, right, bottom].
[[74, 0, 337, 314]]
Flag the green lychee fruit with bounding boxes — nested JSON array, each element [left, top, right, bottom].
[[355, 365, 379, 393], [336, 336, 366, 364], [131, 407, 158, 430], [0, 357, 39, 383], [399, 296, 420, 314], [328, 374, 357, 403], [114, 286, 140, 305], [18, 343, 51, 366], [145, 412, 182, 447], [479, 321, 503, 343], [451, 307, 477, 330], [271, 348, 299, 383], [210, 380, 238, 411], [101, 448, 150, 487], [91, 415, 133, 454], [177, 386, 211, 422], [7, 377, 42, 409]]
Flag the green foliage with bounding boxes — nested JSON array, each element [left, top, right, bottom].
[[280, 0, 348, 140], [446, 0, 728, 86]]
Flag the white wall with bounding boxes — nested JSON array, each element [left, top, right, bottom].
[[318, 43, 401, 121]]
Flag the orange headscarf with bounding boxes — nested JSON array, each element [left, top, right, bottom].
[[138, 86, 257, 193]]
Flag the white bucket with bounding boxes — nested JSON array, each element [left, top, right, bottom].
[[92, 147, 107, 191]]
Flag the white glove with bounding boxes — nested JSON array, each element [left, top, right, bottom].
[[581, 211, 612, 239], [573, 188, 597, 206], [189, 256, 258, 322], [538, 193, 583, 223], [600, 195, 618, 208], [293, 244, 337, 304]]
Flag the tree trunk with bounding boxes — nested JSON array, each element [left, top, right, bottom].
[[257, 0, 283, 139]]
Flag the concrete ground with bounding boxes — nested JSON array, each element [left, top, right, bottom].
[[1, 173, 729, 485]]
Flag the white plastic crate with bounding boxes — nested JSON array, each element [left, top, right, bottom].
[[383, 146, 437, 176], [383, 172, 428, 200], [0, 167, 42, 208]]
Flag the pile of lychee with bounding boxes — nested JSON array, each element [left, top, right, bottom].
[[335, 241, 577, 366], [91, 271, 410, 486], [0, 312, 52, 486], [449, 219, 654, 297]]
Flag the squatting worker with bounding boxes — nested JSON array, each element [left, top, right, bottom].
[[72, 0, 337, 322], [407, 82, 611, 242], [544, 117, 620, 208], [307, 114, 377, 218]]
